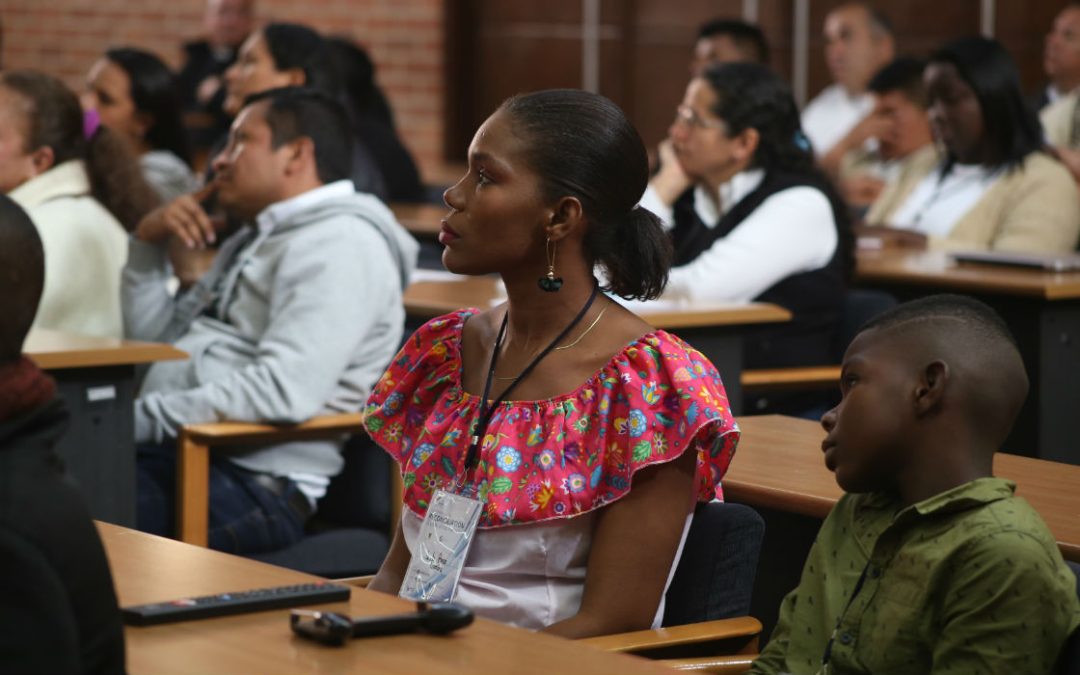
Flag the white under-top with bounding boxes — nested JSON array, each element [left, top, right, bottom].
[[401, 507, 693, 630], [889, 163, 1001, 237]]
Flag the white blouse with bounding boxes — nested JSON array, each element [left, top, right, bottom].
[[889, 163, 1002, 237], [401, 508, 692, 630]]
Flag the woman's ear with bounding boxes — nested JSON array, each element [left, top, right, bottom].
[[285, 68, 307, 87], [732, 127, 760, 164], [545, 196, 584, 242], [29, 146, 56, 176], [133, 111, 154, 141]]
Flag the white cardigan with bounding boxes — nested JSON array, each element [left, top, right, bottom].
[[10, 160, 127, 338]]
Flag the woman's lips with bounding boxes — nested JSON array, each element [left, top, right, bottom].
[[438, 220, 460, 245]]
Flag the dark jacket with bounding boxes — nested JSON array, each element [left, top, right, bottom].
[[671, 170, 850, 370], [0, 398, 126, 674]]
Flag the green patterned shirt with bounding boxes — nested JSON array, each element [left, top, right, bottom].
[[751, 477, 1080, 675]]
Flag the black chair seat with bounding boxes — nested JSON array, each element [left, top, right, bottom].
[[663, 501, 766, 626]]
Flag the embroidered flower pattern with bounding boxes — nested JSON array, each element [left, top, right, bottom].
[[363, 309, 739, 529]]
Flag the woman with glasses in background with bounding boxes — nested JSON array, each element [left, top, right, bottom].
[[640, 63, 853, 415]]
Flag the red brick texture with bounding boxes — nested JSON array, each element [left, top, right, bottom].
[[0, 0, 446, 173]]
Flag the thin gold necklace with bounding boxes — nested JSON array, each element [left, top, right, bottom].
[[493, 304, 609, 380]]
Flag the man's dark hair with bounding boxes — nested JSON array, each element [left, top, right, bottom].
[[243, 87, 352, 184], [931, 36, 1043, 171], [868, 57, 928, 108], [0, 195, 45, 362], [697, 18, 770, 64], [862, 293, 1017, 349]]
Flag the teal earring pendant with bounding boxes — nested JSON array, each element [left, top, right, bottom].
[[538, 237, 563, 292]]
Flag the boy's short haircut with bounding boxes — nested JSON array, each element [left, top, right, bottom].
[[242, 87, 353, 185], [868, 57, 929, 109], [860, 293, 1018, 348]]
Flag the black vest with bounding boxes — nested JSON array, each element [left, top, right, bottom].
[[671, 171, 848, 369]]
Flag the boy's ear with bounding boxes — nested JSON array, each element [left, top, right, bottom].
[[913, 360, 948, 416], [544, 196, 583, 242]]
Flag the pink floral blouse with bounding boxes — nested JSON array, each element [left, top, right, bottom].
[[363, 309, 740, 529]]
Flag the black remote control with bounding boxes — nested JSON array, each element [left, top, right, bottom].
[[122, 582, 351, 626]]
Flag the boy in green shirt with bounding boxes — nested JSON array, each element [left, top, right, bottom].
[[751, 294, 1080, 675]]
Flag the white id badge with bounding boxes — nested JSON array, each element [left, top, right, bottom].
[[399, 489, 483, 603]]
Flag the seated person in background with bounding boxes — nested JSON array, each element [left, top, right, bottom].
[[222, 22, 386, 200], [1042, 89, 1080, 183], [125, 88, 418, 554], [640, 63, 852, 405], [176, 0, 255, 155], [1034, 2, 1080, 112], [832, 57, 939, 210], [327, 37, 425, 203], [365, 89, 739, 638], [690, 18, 770, 74], [0, 70, 159, 338], [750, 294, 1080, 675], [84, 47, 198, 201], [802, 3, 895, 160], [866, 37, 1080, 253], [0, 195, 125, 674]]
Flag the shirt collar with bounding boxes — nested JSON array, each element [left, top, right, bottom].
[[8, 160, 90, 209], [857, 477, 1017, 525], [692, 168, 765, 225], [254, 180, 354, 234], [908, 477, 1016, 517]]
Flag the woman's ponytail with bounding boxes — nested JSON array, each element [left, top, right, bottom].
[[592, 206, 671, 301]]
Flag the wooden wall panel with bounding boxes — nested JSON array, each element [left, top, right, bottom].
[[445, 0, 1070, 163], [804, 0, 980, 103], [996, 1, 1060, 99]]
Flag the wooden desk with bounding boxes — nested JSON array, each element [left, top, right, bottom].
[[99, 523, 675, 675], [26, 330, 186, 526], [390, 202, 446, 239], [404, 276, 791, 413], [727, 415, 1080, 562], [856, 249, 1080, 463]]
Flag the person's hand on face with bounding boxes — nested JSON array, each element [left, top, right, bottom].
[[652, 139, 694, 203], [847, 109, 893, 149], [135, 181, 219, 249]]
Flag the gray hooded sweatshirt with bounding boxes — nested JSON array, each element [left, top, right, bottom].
[[123, 181, 418, 478]]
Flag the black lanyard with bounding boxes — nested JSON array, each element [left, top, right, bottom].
[[461, 282, 601, 482]]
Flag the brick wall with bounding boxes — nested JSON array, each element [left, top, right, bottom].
[[0, 0, 446, 173]]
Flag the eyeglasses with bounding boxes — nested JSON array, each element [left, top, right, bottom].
[[673, 104, 725, 131]]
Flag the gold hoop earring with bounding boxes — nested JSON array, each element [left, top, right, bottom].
[[537, 237, 563, 292]]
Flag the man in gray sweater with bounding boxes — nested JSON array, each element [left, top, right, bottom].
[[124, 87, 418, 553]]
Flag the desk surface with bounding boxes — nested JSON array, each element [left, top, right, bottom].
[[99, 523, 675, 675], [25, 329, 187, 370], [404, 276, 791, 329], [726, 415, 1080, 562], [391, 202, 445, 238], [856, 249, 1080, 300]]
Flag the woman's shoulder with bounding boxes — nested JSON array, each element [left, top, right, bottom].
[[1013, 151, 1075, 185], [392, 308, 477, 366]]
